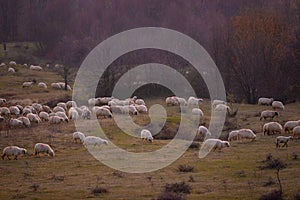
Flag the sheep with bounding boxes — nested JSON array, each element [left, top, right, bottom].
[[129, 105, 138, 115], [2, 146, 27, 160], [30, 65, 43, 71], [8, 67, 15, 73], [135, 104, 148, 113], [53, 106, 65, 113], [141, 129, 153, 142], [212, 100, 226, 108], [111, 105, 128, 115], [260, 110, 279, 121], [27, 113, 41, 124], [176, 97, 187, 106], [9, 119, 23, 128], [84, 136, 108, 146], [38, 82, 47, 89], [272, 101, 285, 110], [32, 103, 43, 113], [197, 126, 211, 139], [263, 122, 283, 135], [68, 107, 79, 120], [73, 131, 85, 143], [236, 129, 256, 141], [275, 136, 293, 148], [57, 102, 67, 111], [39, 111, 49, 121], [34, 143, 55, 157], [202, 139, 230, 152], [16, 105, 23, 112], [0, 98, 7, 105], [192, 108, 204, 117], [49, 116, 64, 124], [9, 61, 17, 66], [214, 104, 231, 113], [166, 96, 179, 106], [82, 108, 91, 120], [22, 107, 32, 115], [66, 101, 77, 109], [56, 111, 69, 122], [0, 107, 10, 116], [95, 107, 113, 119], [42, 105, 52, 113], [0, 62, 6, 67], [99, 97, 114, 105], [88, 98, 100, 106], [292, 126, 300, 138], [51, 82, 61, 89], [135, 99, 146, 106], [57, 82, 72, 91], [9, 106, 20, 115], [258, 97, 274, 106], [188, 97, 203, 106], [228, 130, 240, 141], [22, 81, 34, 88], [284, 120, 300, 133], [17, 116, 31, 127]]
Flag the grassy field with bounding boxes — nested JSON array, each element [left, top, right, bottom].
[[0, 63, 300, 199]]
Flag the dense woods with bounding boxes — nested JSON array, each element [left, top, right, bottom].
[[0, 0, 299, 103]]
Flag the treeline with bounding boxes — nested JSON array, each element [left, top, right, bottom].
[[0, 0, 299, 103]]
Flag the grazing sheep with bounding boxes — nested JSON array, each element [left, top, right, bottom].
[[88, 98, 99, 106], [135, 99, 146, 106], [57, 102, 67, 111], [202, 139, 230, 152], [176, 97, 187, 106], [260, 110, 279, 121], [68, 107, 79, 120], [0, 98, 7, 105], [9, 119, 23, 128], [188, 97, 203, 106], [30, 65, 43, 71], [84, 136, 108, 146], [34, 143, 55, 157], [293, 126, 300, 138], [22, 81, 34, 88], [129, 105, 138, 115], [22, 107, 32, 115], [8, 67, 15, 73], [2, 146, 27, 160], [263, 122, 283, 135], [99, 97, 114, 105], [166, 96, 179, 106], [26, 113, 41, 124], [95, 107, 113, 118], [17, 116, 31, 127], [9, 61, 17, 66], [141, 129, 153, 142], [82, 108, 91, 120], [66, 101, 77, 109], [276, 136, 293, 148], [56, 112, 69, 122], [212, 100, 226, 108], [0, 62, 6, 67], [9, 106, 20, 115], [258, 97, 274, 106], [214, 104, 231, 113], [51, 82, 61, 89], [272, 101, 285, 110], [38, 82, 47, 89], [49, 116, 64, 124], [32, 103, 43, 113], [16, 105, 23, 112], [135, 104, 148, 113], [284, 120, 300, 133], [39, 111, 50, 121], [236, 129, 256, 141], [228, 130, 240, 141], [73, 132, 85, 143], [57, 82, 72, 91], [197, 126, 211, 138], [53, 106, 65, 113], [42, 105, 51, 113], [0, 107, 10, 116], [192, 108, 204, 117]]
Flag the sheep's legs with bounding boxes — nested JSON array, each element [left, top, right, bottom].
[[14, 156, 18, 160]]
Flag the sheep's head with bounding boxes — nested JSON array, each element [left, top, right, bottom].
[[275, 111, 279, 116], [224, 141, 230, 147], [289, 136, 294, 141], [48, 150, 55, 157], [22, 149, 27, 155], [103, 140, 108, 145]]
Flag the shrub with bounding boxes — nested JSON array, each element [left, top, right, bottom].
[[263, 177, 275, 187], [165, 182, 191, 194], [91, 186, 108, 195], [294, 191, 300, 200], [188, 142, 200, 149], [156, 191, 185, 200], [259, 190, 282, 200], [178, 165, 194, 173]]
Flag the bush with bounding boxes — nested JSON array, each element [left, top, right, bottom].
[[259, 190, 282, 200], [260, 154, 287, 170], [156, 191, 185, 200], [188, 142, 200, 149], [178, 165, 194, 173], [263, 177, 275, 187], [294, 191, 300, 200], [165, 182, 191, 194], [91, 186, 108, 195]]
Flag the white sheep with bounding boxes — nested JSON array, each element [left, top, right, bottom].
[[9, 61, 17, 66], [214, 104, 231, 113], [263, 122, 283, 135], [212, 100, 226, 108], [32, 103, 43, 113], [68, 107, 79, 120], [260, 110, 279, 121], [30, 65, 43, 71], [0, 98, 6, 105], [42, 105, 52, 113], [57, 102, 67, 111], [95, 107, 113, 118], [9, 119, 23, 128], [22, 81, 34, 88], [258, 97, 274, 106], [56, 111, 69, 122], [176, 97, 187, 106], [8, 67, 15, 73], [39, 111, 49, 121], [192, 108, 204, 117], [22, 107, 32, 115], [38, 82, 47, 89], [49, 116, 64, 124], [0, 107, 10, 116], [166, 96, 179, 106], [57, 82, 72, 91], [276, 136, 293, 148], [202, 139, 230, 152], [197, 126, 211, 138], [135, 99, 146, 105], [51, 82, 61, 89], [188, 97, 203, 106], [0, 62, 6, 67], [66, 101, 77, 109], [84, 136, 108, 146], [236, 129, 256, 141], [82, 108, 91, 120], [9, 106, 20, 115], [228, 130, 240, 141], [53, 106, 65, 113], [135, 104, 148, 113], [26, 113, 41, 124], [293, 126, 300, 138], [73, 131, 86, 143], [141, 129, 153, 142], [284, 120, 300, 133], [34, 143, 55, 157], [99, 97, 114, 105], [16, 104, 23, 112], [129, 105, 138, 115], [17, 116, 31, 127], [272, 101, 285, 110], [2, 146, 27, 160]]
